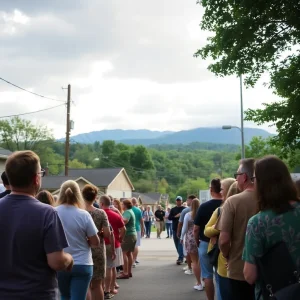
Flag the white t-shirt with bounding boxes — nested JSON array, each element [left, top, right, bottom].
[[55, 205, 98, 265]]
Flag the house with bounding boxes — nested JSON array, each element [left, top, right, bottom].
[[41, 168, 134, 198], [0, 148, 12, 174], [132, 192, 169, 212]]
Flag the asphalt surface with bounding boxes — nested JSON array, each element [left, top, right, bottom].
[[116, 231, 207, 300]]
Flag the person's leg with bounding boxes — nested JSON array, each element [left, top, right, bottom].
[[172, 230, 179, 252], [122, 251, 129, 275], [166, 223, 170, 237], [190, 253, 201, 285], [110, 268, 117, 291], [177, 239, 184, 262], [145, 221, 150, 237], [199, 241, 214, 300], [70, 265, 93, 300], [148, 222, 152, 237], [57, 270, 72, 300], [186, 253, 192, 270], [127, 251, 133, 276], [133, 231, 141, 263], [156, 222, 160, 238], [90, 279, 104, 300], [104, 268, 112, 294], [215, 272, 222, 300], [218, 275, 232, 300]]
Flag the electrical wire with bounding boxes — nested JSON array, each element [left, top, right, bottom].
[[0, 103, 66, 119], [0, 77, 66, 103]]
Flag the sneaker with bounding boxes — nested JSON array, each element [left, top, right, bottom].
[[135, 260, 140, 264], [132, 263, 136, 268], [182, 266, 189, 271], [176, 260, 183, 265], [184, 269, 193, 275], [104, 292, 114, 299], [166, 236, 169, 239], [194, 284, 204, 291]]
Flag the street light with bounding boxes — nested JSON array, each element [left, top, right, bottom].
[[222, 74, 245, 159], [222, 125, 245, 159]]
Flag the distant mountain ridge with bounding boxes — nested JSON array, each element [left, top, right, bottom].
[[63, 127, 274, 145]]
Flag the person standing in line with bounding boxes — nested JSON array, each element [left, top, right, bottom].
[[143, 206, 154, 238], [204, 178, 236, 300], [181, 198, 204, 291], [0, 171, 11, 198], [36, 190, 55, 206], [154, 205, 165, 239], [177, 195, 197, 273], [100, 195, 126, 299], [131, 198, 145, 267], [243, 156, 300, 297], [0, 150, 73, 299], [164, 207, 172, 238], [117, 199, 137, 279], [216, 159, 257, 300], [194, 179, 223, 300], [56, 180, 100, 300], [168, 196, 185, 265], [82, 185, 111, 300]]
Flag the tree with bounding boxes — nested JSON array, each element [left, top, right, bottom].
[[0, 116, 53, 151], [157, 178, 169, 194], [195, 0, 300, 152], [69, 159, 88, 169], [130, 145, 154, 170], [176, 178, 207, 198], [134, 179, 155, 193]]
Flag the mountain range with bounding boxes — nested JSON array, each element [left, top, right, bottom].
[[64, 127, 274, 146]]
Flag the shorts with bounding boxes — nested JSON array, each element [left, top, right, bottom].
[[136, 231, 141, 247], [121, 235, 137, 253], [113, 247, 124, 267], [198, 241, 214, 279], [106, 245, 114, 269]]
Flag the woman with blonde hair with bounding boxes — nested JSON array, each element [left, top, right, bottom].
[[82, 184, 110, 300], [204, 178, 239, 300], [180, 198, 202, 291], [56, 180, 100, 300]]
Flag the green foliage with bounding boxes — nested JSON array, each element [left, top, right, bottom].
[[176, 178, 208, 199], [134, 179, 155, 193], [195, 0, 300, 151]]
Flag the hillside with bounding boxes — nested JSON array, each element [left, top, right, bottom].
[[66, 127, 273, 145]]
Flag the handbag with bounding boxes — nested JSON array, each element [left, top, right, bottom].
[[207, 207, 221, 268], [256, 241, 300, 300]]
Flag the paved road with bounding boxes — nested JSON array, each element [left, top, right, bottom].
[[116, 231, 207, 300]]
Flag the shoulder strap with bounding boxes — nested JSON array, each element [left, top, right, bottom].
[[217, 207, 221, 217]]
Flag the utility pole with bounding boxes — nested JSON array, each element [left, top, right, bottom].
[[65, 84, 71, 176], [240, 75, 245, 159]]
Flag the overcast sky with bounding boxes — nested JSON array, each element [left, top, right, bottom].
[[0, 1, 279, 139]]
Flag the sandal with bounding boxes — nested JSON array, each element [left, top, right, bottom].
[[114, 284, 120, 289], [116, 273, 129, 279]]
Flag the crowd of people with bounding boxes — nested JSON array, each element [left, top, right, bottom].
[[1, 150, 300, 300]]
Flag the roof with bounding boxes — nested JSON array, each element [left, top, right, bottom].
[[132, 192, 162, 205], [64, 168, 134, 189], [41, 176, 78, 190]]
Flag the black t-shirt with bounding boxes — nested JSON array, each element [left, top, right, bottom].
[[194, 199, 223, 242], [0, 194, 68, 300], [168, 206, 185, 230], [155, 209, 165, 221]]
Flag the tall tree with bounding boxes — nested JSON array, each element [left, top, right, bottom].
[[0, 116, 53, 151], [195, 0, 300, 152]]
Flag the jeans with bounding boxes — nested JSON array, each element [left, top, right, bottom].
[[215, 272, 222, 300], [58, 265, 93, 300], [218, 274, 232, 300], [198, 241, 214, 279], [144, 221, 151, 237], [166, 223, 172, 237], [173, 230, 184, 261]]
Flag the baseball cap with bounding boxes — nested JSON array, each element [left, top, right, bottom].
[[176, 196, 183, 201]]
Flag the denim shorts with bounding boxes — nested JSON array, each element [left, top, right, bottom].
[[198, 241, 214, 279]]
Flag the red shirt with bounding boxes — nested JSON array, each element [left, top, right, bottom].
[[103, 208, 125, 248]]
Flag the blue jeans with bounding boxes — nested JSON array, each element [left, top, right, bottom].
[[215, 272, 222, 300], [144, 221, 152, 237], [173, 230, 184, 261], [58, 265, 93, 300], [218, 274, 232, 300], [166, 223, 172, 237]]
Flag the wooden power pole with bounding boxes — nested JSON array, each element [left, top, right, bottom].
[[64, 84, 71, 176]]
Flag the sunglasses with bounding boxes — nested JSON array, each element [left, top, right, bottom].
[[234, 172, 245, 179], [37, 169, 46, 177]]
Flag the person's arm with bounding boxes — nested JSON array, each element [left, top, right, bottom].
[[193, 206, 202, 247], [140, 217, 145, 237], [180, 213, 190, 241], [123, 210, 130, 224], [204, 209, 219, 238], [45, 210, 73, 271], [168, 208, 174, 220], [108, 227, 116, 260], [86, 213, 100, 248], [243, 216, 261, 284], [177, 208, 187, 237], [119, 226, 126, 243]]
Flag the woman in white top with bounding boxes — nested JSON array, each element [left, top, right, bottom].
[[164, 207, 172, 238], [180, 199, 203, 291], [143, 206, 154, 238], [56, 180, 100, 300]]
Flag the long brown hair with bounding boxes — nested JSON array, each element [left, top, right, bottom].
[[113, 199, 123, 214], [191, 198, 200, 220], [36, 190, 55, 206], [226, 181, 241, 200], [255, 155, 300, 214]]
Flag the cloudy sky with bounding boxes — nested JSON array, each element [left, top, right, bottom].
[[0, 1, 279, 139]]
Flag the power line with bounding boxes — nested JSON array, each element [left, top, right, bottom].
[[0, 103, 65, 119], [0, 77, 66, 103]]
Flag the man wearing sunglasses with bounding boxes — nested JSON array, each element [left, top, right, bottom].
[[216, 158, 257, 300], [0, 150, 73, 300]]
